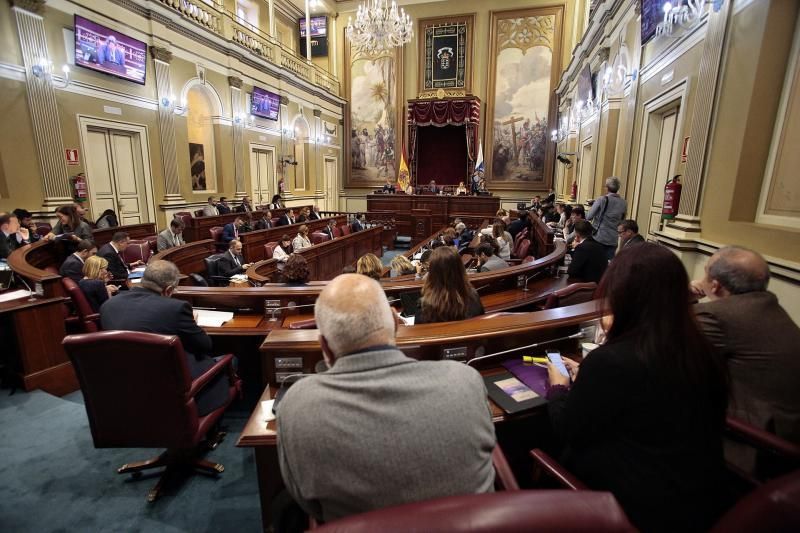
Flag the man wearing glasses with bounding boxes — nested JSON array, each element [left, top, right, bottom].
[[99, 260, 230, 416]]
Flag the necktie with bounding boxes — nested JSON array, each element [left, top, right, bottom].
[[234, 226, 239, 239], [234, 253, 240, 266], [118, 251, 129, 272]]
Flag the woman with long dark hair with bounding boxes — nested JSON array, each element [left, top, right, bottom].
[[414, 247, 484, 324], [546, 243, 729, 532], [44, 205, 92, 242]]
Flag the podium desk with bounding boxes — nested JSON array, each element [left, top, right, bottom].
[[0, 294, 77, 395]]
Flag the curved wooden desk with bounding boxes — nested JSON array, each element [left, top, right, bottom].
[[182, 206, 311, 243]]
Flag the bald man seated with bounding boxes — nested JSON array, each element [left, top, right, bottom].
[[276, 274, 496, 524], [691, 246, 800, 448]]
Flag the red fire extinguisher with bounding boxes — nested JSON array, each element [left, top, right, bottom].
[[570, 181, 577, 201], [71, 173, 88, 203], [662, 174, 682, 220]]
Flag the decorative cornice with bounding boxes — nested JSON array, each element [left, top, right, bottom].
[[280, 95, 290, 106], [8, 0, 46, 14], [149, 46, 173, 63], [312, 109, 321, 117], [597, 46, 610, 63], [228, 75, 243, 89]]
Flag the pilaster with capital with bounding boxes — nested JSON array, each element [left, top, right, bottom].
[[149, 46, 185, 204], [228, 76, 246, 199], [13, 4, 73, 208]]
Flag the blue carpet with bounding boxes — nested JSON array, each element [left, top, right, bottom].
[[0, 389, 261, 532]]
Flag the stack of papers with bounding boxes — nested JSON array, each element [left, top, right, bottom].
[[194, 309, 234, 327]]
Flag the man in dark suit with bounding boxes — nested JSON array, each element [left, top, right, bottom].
[[99, 260, 230, 416], [98, 231, 142, 285], [0, 212, 30, 259], [507, 211, 531, 240], [58, 239, 97, 282], [277, 209, 296, 226], [235, 196, 253, 216], [567, 220, 607, 283], [351, 213, 365, 232], [254, 210, 273, 230], [617, 219, 645, 251], [217, 240, 252, 277], [221, 217, 245, 244], [692, 247, 800, 454], [427, 180, 439, 194], [216, 197, 232, 215], [322, 219, 337, 241]]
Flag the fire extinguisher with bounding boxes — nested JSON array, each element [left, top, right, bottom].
[[70, 172, 88, 203], [570, 181, 577, 201], [662, 174, 682, 220]]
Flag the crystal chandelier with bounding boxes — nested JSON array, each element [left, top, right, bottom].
[[345, 0, 413, 55]]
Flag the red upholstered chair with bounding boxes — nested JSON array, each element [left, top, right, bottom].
[[62, 331, 240, 502], [209, 226, 226, 252], [123, 239, 152, 265], [264, 242, 279, 259], [36, 222, 52, 238], [60, 277, 100, 332], [144, 234, 158, 252], [310, 232, 330, 245], [339, 224, 351, 236], [513, 238, 531, 260], [514, 227, 529, 247], [711, 470, 800, 532], [542, 282, 598, 310], [332, 225, 342, 238], [271, 217, 281, 226], [194, 209, 205, 217], [174, 212, 192, 227], [312, 491, 635, 533]]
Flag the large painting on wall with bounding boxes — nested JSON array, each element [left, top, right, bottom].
[[344, 41, 404, 187], [189, 143, 206, 191], [485, 7, 563, 190], [418, 13, 475, 97]]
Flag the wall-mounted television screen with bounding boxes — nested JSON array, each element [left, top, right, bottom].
[[640, 0, 663, 45], [74, 15, 147, 85], [251, 86, 280, 121], [299, 16, 328, 57]]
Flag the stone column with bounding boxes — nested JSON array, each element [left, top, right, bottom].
[[12, 0, 73, 208], [149, 46, 185, 205], [313, 109, 322, 195], [671, 2, 732, 232], [228, 76, 246, 199]]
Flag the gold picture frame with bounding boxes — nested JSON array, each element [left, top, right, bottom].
[[485, 6, 564, 190], [343, 39, 405, 187], [417, 13, 475, 99]]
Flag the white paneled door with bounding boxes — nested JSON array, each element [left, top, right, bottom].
[[84, 126, 150, 225], [249, 146, 276, 207]]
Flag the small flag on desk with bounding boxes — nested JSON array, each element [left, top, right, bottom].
[[398, 144, 410, 192], [475, 141, 484, 172]]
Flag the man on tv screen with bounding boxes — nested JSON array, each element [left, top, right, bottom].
[[98, 35, 125, 70]]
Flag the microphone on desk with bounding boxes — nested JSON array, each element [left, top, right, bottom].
[[522, 270, 545, 292], [465, 331, 584, 367], [13, 273, 37, 301]]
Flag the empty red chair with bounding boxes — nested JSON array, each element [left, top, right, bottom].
[[36, 222, 53, 238], [514, 227, 529, 247], [264, 242, 279, 259], [62, 331, 240, 502], [711, 470, 800, 532], [514, 238, 531, 259], [542, 282, 598, 310], [194, 209, 205, 217], [123, 239, 152, 265], [310, 232, 329, 245], [209, 226, 225, 252], [332, 225, 343, 238], [340, 224, 351, 236]]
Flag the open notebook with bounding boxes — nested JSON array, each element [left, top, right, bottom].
[[194, 309, 234, 328]]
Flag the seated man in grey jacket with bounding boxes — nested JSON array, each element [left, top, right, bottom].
[[477, 242, 508, 272], [277, 274, 496, 524]]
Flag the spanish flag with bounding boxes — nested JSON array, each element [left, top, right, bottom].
[[397, 145, 410, 192]]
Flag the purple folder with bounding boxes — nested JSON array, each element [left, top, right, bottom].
[[502, 359, 550, 398]]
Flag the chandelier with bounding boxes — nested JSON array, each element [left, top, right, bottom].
[[345, 0, 413, 55]]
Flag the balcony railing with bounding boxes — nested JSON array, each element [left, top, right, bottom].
[[155, 0, 340, 96]]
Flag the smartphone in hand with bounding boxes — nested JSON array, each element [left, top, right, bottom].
[[547, 350, 570, 379]]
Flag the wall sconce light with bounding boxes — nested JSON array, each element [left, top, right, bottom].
[[31, 58, 70, 88], [234, 113, 255, 127], [161, 95, 189, 116]]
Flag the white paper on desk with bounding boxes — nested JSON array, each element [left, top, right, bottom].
[[195, 309, 234, 327], [399, 315, 415, 326], [0, 289, 32, 303], [131, 266, 146, 273], [261, 400, 276, 422], [129, 278, 142, 284]]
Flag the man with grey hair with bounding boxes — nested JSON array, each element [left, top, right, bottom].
[[100, 260, 230, 416], [586, 176, 627, 261], [692, 246, 800, 451], [277, 274, 496, 523]]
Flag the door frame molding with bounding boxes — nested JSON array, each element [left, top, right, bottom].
[[76, 115, 157, 224], [323, 155, 338, 211]]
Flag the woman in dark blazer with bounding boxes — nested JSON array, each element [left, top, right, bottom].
[[415, 247, 483, 324], [546, 243, 729, 532], [79, 255, 118, 312]]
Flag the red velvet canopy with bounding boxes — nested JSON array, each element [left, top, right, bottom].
[[407, 97, 481, 186]]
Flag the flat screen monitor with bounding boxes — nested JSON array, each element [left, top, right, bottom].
[[250, 86, 280, 121], [299, 16, 327, 38], [640, 0, 662, 45], [73, 15, 147, 85]]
